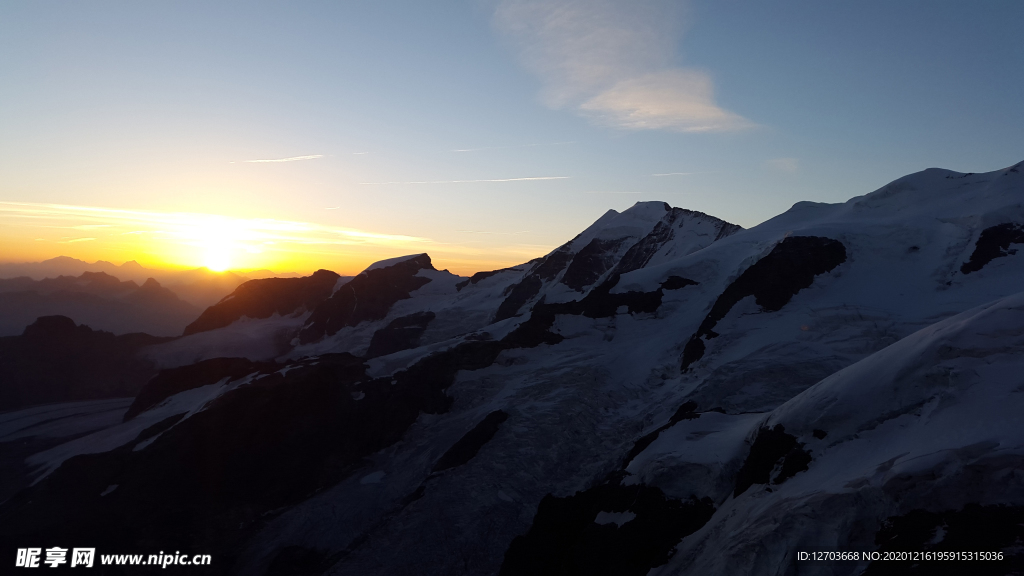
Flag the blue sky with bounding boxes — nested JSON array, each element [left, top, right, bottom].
[[1, 0, 1022, 274]]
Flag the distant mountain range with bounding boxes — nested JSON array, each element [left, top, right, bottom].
[[0, 257, 301, 308], [0, 272, 201, 337], [2, 161, 1023, 575], [0, 259, 306, 336]]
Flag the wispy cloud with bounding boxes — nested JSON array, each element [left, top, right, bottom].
[[453, 141, 576, 153], [458, 226, 536, 230], [359, 176, 569, 185], [235, 154, 324, 164], [652, 172, 696, 177], [764, 157, 799, 174], [0, 202, 427, 249], [1, 202, 560, 275], [494, 0, 751, 132]]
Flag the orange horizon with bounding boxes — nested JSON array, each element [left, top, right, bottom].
[[0, 252, 528, 279], [0, 201, 553, 278]]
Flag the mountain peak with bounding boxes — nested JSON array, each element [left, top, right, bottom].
[[22, 315, 84, 339], [41, 256, 87, 265], [363, 253, 434, 274], [625, 200, 671, 213], [182, 269, 341, 336]]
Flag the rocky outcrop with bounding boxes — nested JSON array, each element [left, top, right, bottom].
[[0, 316, 172, 411], [960, 222, 1024, 274], [183, 269, 340, 335], [299, 255, 434, 343], [365, 311, 436, 358], [681, 236, 847, 371]]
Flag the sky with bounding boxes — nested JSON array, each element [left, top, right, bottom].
[[1, 0, 1022, 276]]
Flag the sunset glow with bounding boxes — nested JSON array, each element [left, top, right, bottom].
[[1, 2, 1020, 279], [0, 201, 475, 275]]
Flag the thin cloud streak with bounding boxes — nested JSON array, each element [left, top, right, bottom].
[[652, 172, 697, 176], [237, 155, 324, 164], [359, 176, 569, 185], [453, 141, 576, 152], [0, 201, 428, 248], [458, 226, 536, 230]]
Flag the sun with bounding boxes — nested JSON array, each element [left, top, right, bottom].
[[203, 244, 232, 272]]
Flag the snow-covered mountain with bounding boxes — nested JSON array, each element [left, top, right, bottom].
[[1, 161, 1023, 575]]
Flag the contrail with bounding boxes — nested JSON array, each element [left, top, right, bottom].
[[359, 176, 569, 185], [238, 155, 324, 164]]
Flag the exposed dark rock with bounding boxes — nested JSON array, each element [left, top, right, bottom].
[[432, 410, 509, 472], [136, 412, 187, 442], [365, 311, 436, 358], [864, 504, 1024, 575], [501, 272, 681, 356], [812, 429, 828, 439], [615, 220, 673, 275], [2, 334, 523, 571], [660, 276, 698, 290], [183, 269, 340, 336], [960, 223, 1024, 274], [532, 245, 575, 282], [496, 224, 708, 321], [562, 239, 627, 291], [0, 316, 173, 412], [124, 357, 278, 421], [299, 255, 434, 343], [621, 401, 700, 467], [775, 445, 812, 484], [667, 401, 701, 426], [0, 354, 412, 570], [681, 236, 847, 371], [733, 424, 811, 497], [0, 256, 686, 571], [500, 482, 715, 576], [495, 275, 543, 321], [494, 246, 577, 321], [543, 274, 664, 320], [715, 221, 744, 241], [680, 337, 706, 372], [455, 267, 522, 291], [614, 207, 742, 275]]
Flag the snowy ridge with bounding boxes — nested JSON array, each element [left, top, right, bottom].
[[1, 160, 1023, 575], [659, 290, 1024, 575]]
